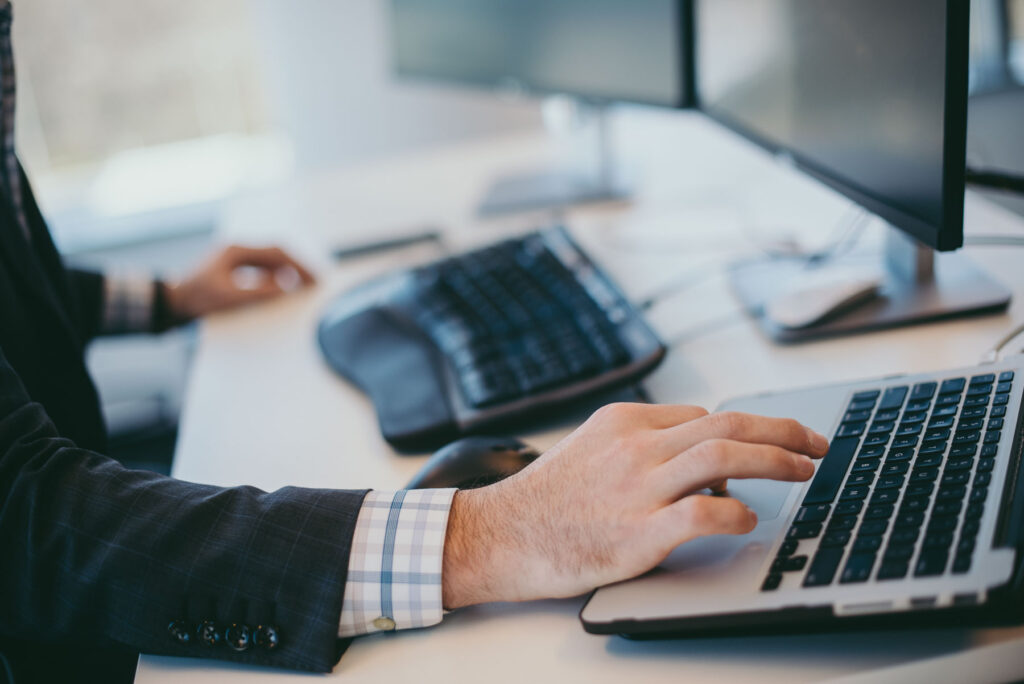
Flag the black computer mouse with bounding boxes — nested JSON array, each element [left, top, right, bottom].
[[405, 436, 541, 490]]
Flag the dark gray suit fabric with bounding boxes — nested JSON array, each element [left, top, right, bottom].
[[0, 170, 370, 674]]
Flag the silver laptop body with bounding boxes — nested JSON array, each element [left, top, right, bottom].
[[581, 356, 1024, 637]]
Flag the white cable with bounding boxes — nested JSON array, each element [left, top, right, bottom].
[[980, 321, 1024, 364]]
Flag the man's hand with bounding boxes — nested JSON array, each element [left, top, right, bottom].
[[441, 403, 829, 609], [164, 245, 316, 321]]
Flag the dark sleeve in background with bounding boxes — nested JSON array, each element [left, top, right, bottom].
[[64, 268, 107, 341], [0, 344, 368, 673]]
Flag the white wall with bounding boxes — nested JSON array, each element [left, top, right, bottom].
[[248, 0, 544, 170]]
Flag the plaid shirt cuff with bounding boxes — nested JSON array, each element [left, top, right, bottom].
[[101, 275, 157, 334], [338, 488, 457, 637]]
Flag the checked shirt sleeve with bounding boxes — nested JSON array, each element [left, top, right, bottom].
[[338, 488, 457, 637], [100, 275, 157, 334]]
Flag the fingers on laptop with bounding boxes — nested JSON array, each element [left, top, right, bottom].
[[655, 494, 757, 545], [654, 440, 815, 500], [662, 411, 829, 458]]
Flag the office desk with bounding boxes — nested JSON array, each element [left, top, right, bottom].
[[137, 109, 1024, 682]]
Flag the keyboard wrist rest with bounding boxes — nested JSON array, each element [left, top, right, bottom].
[[318, 306, 457, 452]]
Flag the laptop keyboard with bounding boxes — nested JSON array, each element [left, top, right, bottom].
[[761, 370, 1015, 592]]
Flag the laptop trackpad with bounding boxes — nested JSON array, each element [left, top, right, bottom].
[[716, 478, 792, 521]]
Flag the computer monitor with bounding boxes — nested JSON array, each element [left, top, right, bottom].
[[695, 0, 1011, 341], [389, 0, 693, 215]]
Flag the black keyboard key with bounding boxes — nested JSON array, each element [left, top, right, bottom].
[[953, 430, 980, 444], [940, 377, 966, 394], [877, 560, 909, 580], [901, 411, 927, 425], [882, 462, 909, 476], [962, 518, 981, 537], [884, 543, 915, 560], [998, 370, 1014, 382], [848, 472, 875, 486], [991, 406, 1007, 418], [906, 482, 934, 498], [828, 514, 858, 531], [859, 519, 888, 536], [778, 539, 799, 556], [944, 458, 973, 472], [895, 510, 925, 528], [916, 453, 943, 468], [977, 457, 995, 472], [862, 434, 889, 447], [996, 381, 1013, 394], [942, 471, 970, 486], [970, 486, 989, 503], [840, 553, 877, 583], [804, 547, 845, 587], [966, 384, 993, 397], [970, 373, 996, 385], [937, 485, 967, 501], [876, 475, 905, 490], [844, 409, 873, 423], [865, 504, 895, 520], [772, 555, 808, 573], [907, 399, 932, 412], [961, 406, 986, 418], [910, 468, 939, 483], [834, 501, 863, 517], [870, 489, 900, 505], [788, 522, 823, 539], [892, 436, 918, 449], [852, 389, 881, 402], [936, 393, 961, 407], [848, 399, 877, 412], [795, 505, 831, 523], [890, 528, 920, 545], [933, 499, 962, 517], [957, 537, 976, 555], [952, 554, 972, 574], [918, 441, 947, 455], [974, 472, 991, 487], [911, 382, 937, 399], [956, 418, 984, 431], [853, 536, 883, 553], [914, 549, 949, 576], [878, 386, 909, 410], [874, 409, 901, 422], [868, 422, 895, 435], [950, 444, 977, 459], [965, 502, 985, 520], [900, 496, 930, 513], [762, 573, 783, 591], [933, 404, 960, 417], [886, 448, 915, 463], [840, 486, 869, 501], [929, 415, 956, 429], [964, 395, 989, 407], [981, 443, 998, 457], [927, 516, 959, 533], [837, 422, 867, 438], [984, 430, 1001, 443], [925, 428, 952, 442], [923, 530, 954, 548], [802, 437, 860, 505], [988, 417, 1004, 430], [821, 530, 852, 547], [895, 423, 921, 436]]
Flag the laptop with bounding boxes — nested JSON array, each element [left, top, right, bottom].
[[580, 357, 1024, 637]]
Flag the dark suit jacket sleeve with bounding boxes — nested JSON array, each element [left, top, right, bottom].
[[64, 268, 107, 341], [0, 344, 369, 672]]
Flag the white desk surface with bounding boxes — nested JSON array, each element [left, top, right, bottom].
[[137, 109, 1024, 682]]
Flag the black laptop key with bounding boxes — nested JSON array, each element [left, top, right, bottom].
[[918, 442, 947, 456], [901, 411, 927, 425], [975, 472, 991, 487], [998, 370, 1014, 382], [984, 430, 1001, 443], [970, 373, 996, 385], [957, 418, 984, 431], [876, 475, 905, 490], [878, 386, 909, 411], [929, 415, 956, 429], [874, 409, 900, 422], [907, 482, 934, 498], [894, 423, 921, 437], [965, 502, 985, 520], [847, 472, 875, 486], [853, 536, 883, 553], [771, 555, 808, 573], [964, 395, 989, 408], [881, 462, 909, 476], [840, 486, 869, 501], [848, 399, 877, 412], [804, 547, 845, 587], [982, 443, 998, 457], [906, 399, 932, 412], [961, 406, 986, 419], [992, 405, 1007, 417], [933, 404, 959, 417], [916, 453, 943, 468], [937, 485, 967, 501], [941, 471, 970, 486], [910, 382, 937, 400], [877, 560, 909, 580], [900, 496, 930, 513], [852, 389, 881, 402], [933, 499, 962, 517], [923, 530, 954, 549], [778, 539, 799, 557], [870, 489, 899, 505], [936, 393, 961, 407], [886, 448, 915, 463], [950, 445, 977, 459], [940, 377, 967, 394], [840, 553, 876, 583], [966, 384, 993, 397], [788, 522, 823, 539], [961, 518, 981, 537], [837, 422, 867, 438], [996, 381, 1012, 393], [859, 519, 888, 536], [953, 431, 980, 444], [927, 516, 959, 533], [970, 486, 989, 503], [868, 422, 895, 435], [844, 409, 873, 423], [821, 530, 851, 547], [890, 528, 920, 545], [957, 537, 976, 555], [895, 510, 925, 528], [761, 573, 783, 591], [988, 417, 1004, 430], [944, 458, 973, 473], [865, 504, 894, 520], [828, 514, 858, 531], [892, 436, 918, 449], [978, 458, 996, 472], [911, 468, 939, 483], [795, 505, 831, 523], [883, 543, 915, 560], [914, 549, 949, 577], [952, 554, 972, 574], [802, 437, 860, 505]]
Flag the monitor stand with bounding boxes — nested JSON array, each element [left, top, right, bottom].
[[729, 225, 1012, 343], [476, 104, 631, 217]]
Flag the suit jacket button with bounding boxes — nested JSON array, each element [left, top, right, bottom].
[[167, 620, 191, 646], [254, 624, 280, 651], [197, 620, 221, 647], [224, 623, 252, 652]]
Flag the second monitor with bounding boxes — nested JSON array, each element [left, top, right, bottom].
[[696, 0, 1011, 341]]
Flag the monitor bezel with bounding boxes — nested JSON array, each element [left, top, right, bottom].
[[694, 0, 969, 252], [389, 0, 695, 110]]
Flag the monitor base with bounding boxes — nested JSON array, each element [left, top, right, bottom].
[[730, 234, 1011, 344], [476, 170, 631, 217]]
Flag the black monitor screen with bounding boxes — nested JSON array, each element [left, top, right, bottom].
[[391, 0, 689, 107], [696, 0, 968, 250]]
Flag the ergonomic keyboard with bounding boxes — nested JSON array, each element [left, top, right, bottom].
[[761, 370, 1015, 591], [317, 226, 666, 451]]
